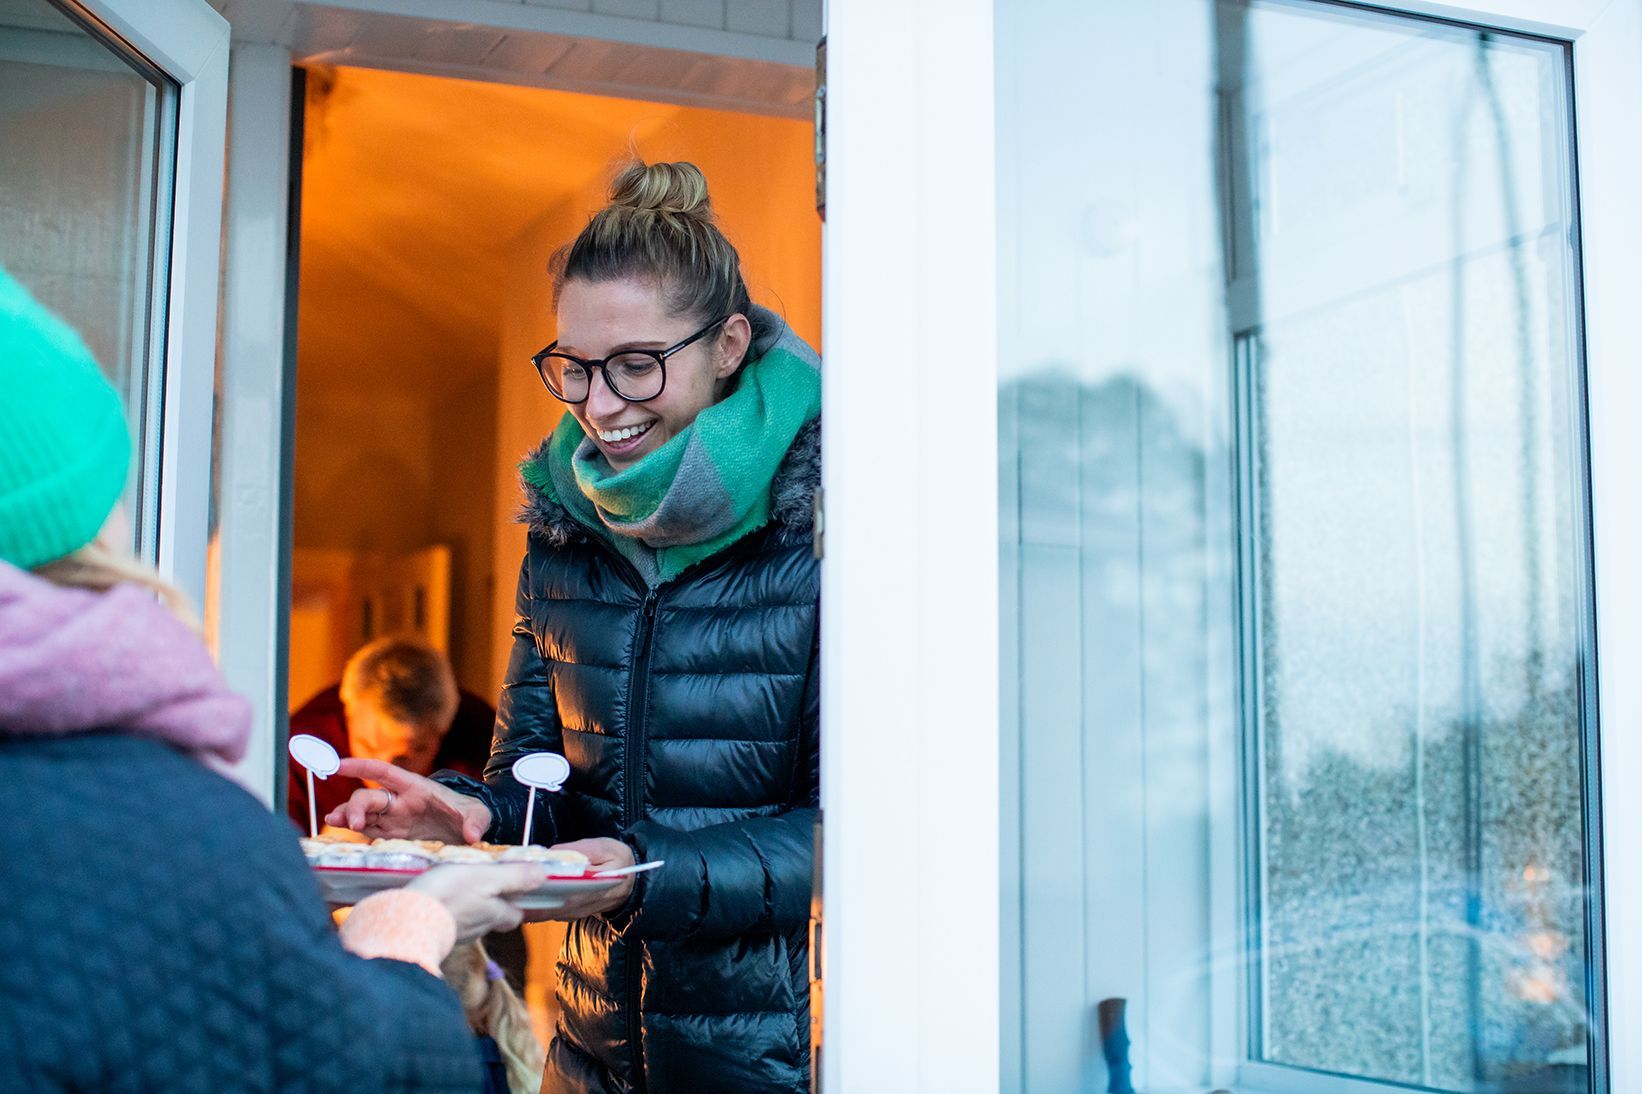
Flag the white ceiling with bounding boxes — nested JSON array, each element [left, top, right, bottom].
[[206, 0, 816, 117]]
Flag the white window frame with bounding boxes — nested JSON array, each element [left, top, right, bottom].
[[69, 0, 229, 607], [822, 0, 1641, 1089], [1550, 1, 1642, 1090]]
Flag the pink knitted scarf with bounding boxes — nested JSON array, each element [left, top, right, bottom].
[[0, 561, 250, 779]]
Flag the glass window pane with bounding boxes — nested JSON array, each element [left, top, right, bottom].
[[0, 0, 177, 561], [1236, 4, 1593, 1089]]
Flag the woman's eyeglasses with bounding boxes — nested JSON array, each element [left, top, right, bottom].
[[530, 315, 728, 404]]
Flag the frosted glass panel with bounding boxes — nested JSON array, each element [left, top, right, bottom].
[[1237, 5, 1592, 1090], [0, 0, 175, 559], [999, 1, 1598, 1092]]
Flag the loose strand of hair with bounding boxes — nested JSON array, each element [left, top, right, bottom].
[[33, 538, 202, 637]]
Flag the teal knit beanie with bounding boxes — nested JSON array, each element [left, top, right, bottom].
[[0, 268, 132, 570]]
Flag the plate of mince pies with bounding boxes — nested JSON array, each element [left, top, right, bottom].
[[301, 835, 632, 909]]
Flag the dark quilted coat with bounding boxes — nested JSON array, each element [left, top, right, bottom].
[[436, 420, 820, 1094], [0, 732, 482, 1093]]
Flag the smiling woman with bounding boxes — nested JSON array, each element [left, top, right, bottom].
[[324, 160, 825, 1093]]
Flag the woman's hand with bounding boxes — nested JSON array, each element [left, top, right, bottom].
[[524, 838, 636, 920], [405, 863, 546, 943], [323, 758, 492, 843]]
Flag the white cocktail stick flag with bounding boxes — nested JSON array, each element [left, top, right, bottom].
[[512, 753, 572, 847], [287, 734, 342, 839]]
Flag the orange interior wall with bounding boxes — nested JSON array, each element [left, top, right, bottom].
[[631, 111, 823, 351]]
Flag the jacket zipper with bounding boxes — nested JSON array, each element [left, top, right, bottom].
[[625, 587, 659, 1094], [560, 526, 776, 1093], [625, 589, 659, 829]]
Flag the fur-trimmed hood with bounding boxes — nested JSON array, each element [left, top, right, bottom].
[[518, 416, 821, 552]]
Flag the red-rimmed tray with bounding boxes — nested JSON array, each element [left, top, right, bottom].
[[313, 865, 634, 909]]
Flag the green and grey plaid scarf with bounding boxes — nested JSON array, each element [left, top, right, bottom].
[[522, 307, 821, 586]]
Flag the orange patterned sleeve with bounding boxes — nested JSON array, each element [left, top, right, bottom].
[[336, 888, 458, 977]]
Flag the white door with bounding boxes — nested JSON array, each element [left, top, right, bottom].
[[822, 0, 1642, 1091], [0, 0, 228, 603]]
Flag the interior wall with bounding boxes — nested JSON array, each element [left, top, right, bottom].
[[495, 209, 568, 698], [430, 370, 500, 695], [491, 105, 822, 697], [290, 358, 499, 699], [293, 63, 515, 702], [293, 388, 439, 554]]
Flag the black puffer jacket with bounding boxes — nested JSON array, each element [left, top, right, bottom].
[[438, 420, 820, 1094]]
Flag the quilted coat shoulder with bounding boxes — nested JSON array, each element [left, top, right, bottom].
[[2, 733, 481, 1094], [438, 419, 821, 1094]]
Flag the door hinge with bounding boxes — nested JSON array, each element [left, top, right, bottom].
[[814, 36, 826, 221], [812, 487, 824, 560]]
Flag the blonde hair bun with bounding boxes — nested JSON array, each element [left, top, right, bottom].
[[609, 160, 713, 220], [554, 158, 750, 324]]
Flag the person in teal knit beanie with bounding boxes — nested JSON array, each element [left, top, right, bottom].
[[0, 267, 132, 571], [0, 264, 555, 1093]]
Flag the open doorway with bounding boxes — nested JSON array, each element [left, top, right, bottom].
[[286, 61, 820, 1041]]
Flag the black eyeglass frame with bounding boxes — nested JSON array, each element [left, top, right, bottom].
[[529, 314, 731, 404]]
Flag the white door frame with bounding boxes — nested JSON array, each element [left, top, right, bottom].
[[819, 0, 1000, 1089], [821, 0, 1642, 1089], [215, 43, 297, 802], [69, 0, 229, 608]]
